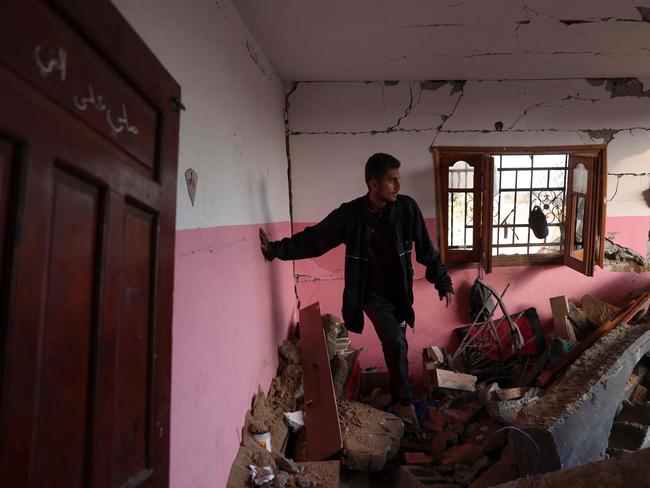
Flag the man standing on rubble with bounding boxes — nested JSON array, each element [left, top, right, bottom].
[[259, 153, 453, 426]]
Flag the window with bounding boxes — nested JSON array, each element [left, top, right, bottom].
[[432, 146, 607, 276]]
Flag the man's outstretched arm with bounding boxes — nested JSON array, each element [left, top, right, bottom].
[[259, 206, 345, 261]]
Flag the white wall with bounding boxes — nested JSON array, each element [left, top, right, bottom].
[[114, 0, 290, 230], [289, 79, 650, 221]]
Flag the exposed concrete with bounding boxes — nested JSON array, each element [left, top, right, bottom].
[[490, 447, 650, 488], [513, 322, 650, 474]]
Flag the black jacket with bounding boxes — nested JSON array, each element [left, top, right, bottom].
[[267, 194, 453, 333]]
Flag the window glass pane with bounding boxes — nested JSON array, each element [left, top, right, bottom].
[[532, 170, 548, 188], [572, 163, 588, 193], [549, 170, 565, 188], [571, 195, 585, 257], [514, 227, 529, 245], [515, 191, 532, 224], [533, 154, 567, 167], [517, 170, 532, 189], [500, 170, 516, 189], [449, 160, 473, 189], [501, 155, 532, 168], [448, 191, 473, 249]]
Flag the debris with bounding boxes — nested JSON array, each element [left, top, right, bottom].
[[248, 465, 275, 487], [630, 384, 648, 403], [482, 384, 541, 425], [495, 388, 528, 402], [337, 399, 404, 471], [283, 411, 305, 433], [549, 296, 577, 342], [423, 346, 445, 366], [441, 443, 482, 466], [249, 420, 270, 435], [567, 301, 591, 338], [424, 407, 446, 430], [331, 354, 349, 399], [604, 237, 647, 267], [404, 452, 434, 464], [442, 402, 483, 424], [581, 294, 621, 327], [430, 430, 449, 463], [468, 442, 518, 488], [430, 368, 477, 392], [607, 421, 650, 451], [359, 369, 390, 396], [272, 452, 303, 475], [537, 291, 650, 387]]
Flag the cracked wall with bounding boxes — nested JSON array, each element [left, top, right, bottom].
[[286, 77, 650, 381]]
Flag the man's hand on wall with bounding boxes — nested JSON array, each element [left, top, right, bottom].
[[441, 292, 453, 308], [259, 228, 271, 261]]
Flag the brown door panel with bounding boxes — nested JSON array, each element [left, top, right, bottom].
[[112, 203, 157, 486], [0, 1, 179, 487], [33, 167, 103, 488]]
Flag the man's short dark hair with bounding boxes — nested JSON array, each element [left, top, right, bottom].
[[365, 153, 401, 188]]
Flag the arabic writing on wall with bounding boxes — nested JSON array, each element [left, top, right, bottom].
[[34, 44, 140, 138]]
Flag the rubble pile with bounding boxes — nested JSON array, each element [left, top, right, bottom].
[[228, 285, 650, 486]]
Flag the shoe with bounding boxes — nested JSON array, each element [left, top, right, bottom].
[[394, 403, 419, 428]]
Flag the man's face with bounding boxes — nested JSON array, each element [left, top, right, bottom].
[[371, 168, 401, 204]]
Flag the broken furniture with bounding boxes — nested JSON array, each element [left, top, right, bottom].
[[452, 280, 525, 373]]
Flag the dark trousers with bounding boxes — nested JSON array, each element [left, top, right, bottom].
[[364, 292, 413, 405]]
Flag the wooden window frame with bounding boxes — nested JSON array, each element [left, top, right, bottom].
[[432, 145, 607, 276]]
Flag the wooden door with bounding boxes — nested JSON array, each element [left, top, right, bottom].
[[564, 155, 597, 276], [0, 1, 180, 487]]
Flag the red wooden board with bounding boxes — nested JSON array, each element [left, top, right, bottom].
[[299, 303, 342, 461]]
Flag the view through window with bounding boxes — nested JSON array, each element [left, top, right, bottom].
[[448, 154, 568, 256]]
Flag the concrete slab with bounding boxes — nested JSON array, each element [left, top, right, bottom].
[[514, 322, 650, 474]]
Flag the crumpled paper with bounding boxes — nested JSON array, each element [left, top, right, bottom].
[[248, 465, 274, 487]]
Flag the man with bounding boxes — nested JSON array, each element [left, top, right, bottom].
[[259, 153, 453, 426]]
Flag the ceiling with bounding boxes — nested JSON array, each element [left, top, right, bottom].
[[230, 0, 650, 81]]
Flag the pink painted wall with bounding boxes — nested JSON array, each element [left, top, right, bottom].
[[294, 217, 650, 393], [173, 223, 295, 486]]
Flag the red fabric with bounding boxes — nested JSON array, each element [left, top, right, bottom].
[[468, 310, 542, 361]]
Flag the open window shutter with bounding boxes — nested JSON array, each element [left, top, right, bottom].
[[564, 155, 598, 276], [595, 152, 607, 267], [480, 155, 494, 273], [437, 152, 481, 264], [432, 149, 447, 262]]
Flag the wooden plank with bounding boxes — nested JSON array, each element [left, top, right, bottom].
[[538, 291, 650, 388], [424, 346, 445, 366], [299, 302, 342, 461], [549, 296, 577, 341], [432, 368, 477, 392]]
